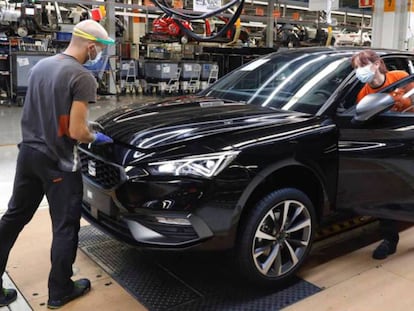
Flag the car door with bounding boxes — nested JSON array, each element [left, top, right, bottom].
[[334, 71, 414, 221]]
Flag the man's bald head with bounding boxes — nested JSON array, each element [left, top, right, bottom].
[[73, 20, 110, 43], [65, 20, 112, 64]]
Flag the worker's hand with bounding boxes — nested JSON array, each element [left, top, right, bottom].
[[92, 132, 113, 145], [391, 88, 412, 112]]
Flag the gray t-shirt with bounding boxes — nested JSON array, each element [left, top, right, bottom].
[[21, 53, 97, 172]]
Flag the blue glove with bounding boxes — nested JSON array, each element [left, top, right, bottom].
[[92, 132, 113, 145]]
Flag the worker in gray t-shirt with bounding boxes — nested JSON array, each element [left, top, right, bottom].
[[21, 53, 98, 172], [0, 20, 114, 309]]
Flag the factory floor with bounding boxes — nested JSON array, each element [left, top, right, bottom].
[[2, 95, 414, 311]]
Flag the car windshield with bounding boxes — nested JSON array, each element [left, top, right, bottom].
[[202, 51, 354, 114]]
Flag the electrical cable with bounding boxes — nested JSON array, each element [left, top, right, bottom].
[[150, 0, 245, 42], [152, 0, 242, 20], [177, 1, 244, 42]]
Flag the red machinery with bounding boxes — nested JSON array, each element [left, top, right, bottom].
[[148, 0, 245, 43], [152, 15, 192, 38]]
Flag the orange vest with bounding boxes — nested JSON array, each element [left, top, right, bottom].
[[357, 70, 409, 103]]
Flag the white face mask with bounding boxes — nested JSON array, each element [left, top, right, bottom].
[[355, 64, 375, 84], [84, 45, 102, 66]]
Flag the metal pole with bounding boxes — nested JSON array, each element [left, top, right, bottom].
[[105, 1, 117, 95], [266, 0, 276, 48]]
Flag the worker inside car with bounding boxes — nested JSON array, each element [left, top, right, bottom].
[[352, 49, 414, 112]]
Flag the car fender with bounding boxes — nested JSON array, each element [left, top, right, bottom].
[[233, 157, 331, 224]]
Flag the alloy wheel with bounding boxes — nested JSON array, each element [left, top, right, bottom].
[[252, 199, 312, 278]]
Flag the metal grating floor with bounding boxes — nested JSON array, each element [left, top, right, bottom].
[[79, 225, 321, 311]]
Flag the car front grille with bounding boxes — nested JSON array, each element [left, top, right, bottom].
[[79, 148, 127, 190]]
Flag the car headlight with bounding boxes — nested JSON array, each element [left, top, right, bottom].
[[147, 151, 239, 178]]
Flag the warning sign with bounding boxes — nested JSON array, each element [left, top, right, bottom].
[[384, 0, 395, 11]]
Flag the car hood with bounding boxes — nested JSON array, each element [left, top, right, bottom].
[[96, 96, 316, 150]]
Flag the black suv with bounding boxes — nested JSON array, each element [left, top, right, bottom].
[[80, 47, 414, 285]]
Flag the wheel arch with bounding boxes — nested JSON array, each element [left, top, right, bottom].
[[235, 159, 329, 232]]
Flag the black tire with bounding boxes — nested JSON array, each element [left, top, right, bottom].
[[236, 188, 316, 285]]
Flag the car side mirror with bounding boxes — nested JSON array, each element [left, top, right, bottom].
[[352, 93, 395, 122]]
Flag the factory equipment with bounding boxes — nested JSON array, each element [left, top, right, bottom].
[[10, 51, 52, 105]]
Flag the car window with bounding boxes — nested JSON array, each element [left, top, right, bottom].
[[203, 51, 354, 114], [384, 58, 408, 73], [339, 73, 414, 118], [276, 58, 352, 114]]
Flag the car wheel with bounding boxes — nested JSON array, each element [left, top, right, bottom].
[[236, 188, 315, 285]]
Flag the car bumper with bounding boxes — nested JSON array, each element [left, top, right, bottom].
[[81, 177, 237, 249]]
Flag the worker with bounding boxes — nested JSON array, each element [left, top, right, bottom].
[[352, 49, 411, 260], [0, 19, 114, 309]]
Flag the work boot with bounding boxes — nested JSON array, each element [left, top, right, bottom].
[[47, 278, 91, 309], [0, 288, 17, 307], [372, 239, 398, 260]]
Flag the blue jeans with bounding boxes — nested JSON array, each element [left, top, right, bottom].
[[0, 144, 82, 299]]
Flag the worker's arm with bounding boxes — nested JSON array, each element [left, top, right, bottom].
[[69, 100, 113, 144], [69, 100, 95, 143]]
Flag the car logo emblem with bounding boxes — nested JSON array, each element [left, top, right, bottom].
[[88, 160, 96, 176]]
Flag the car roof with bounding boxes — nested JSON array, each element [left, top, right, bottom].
[[272, 46, 414, 58]]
